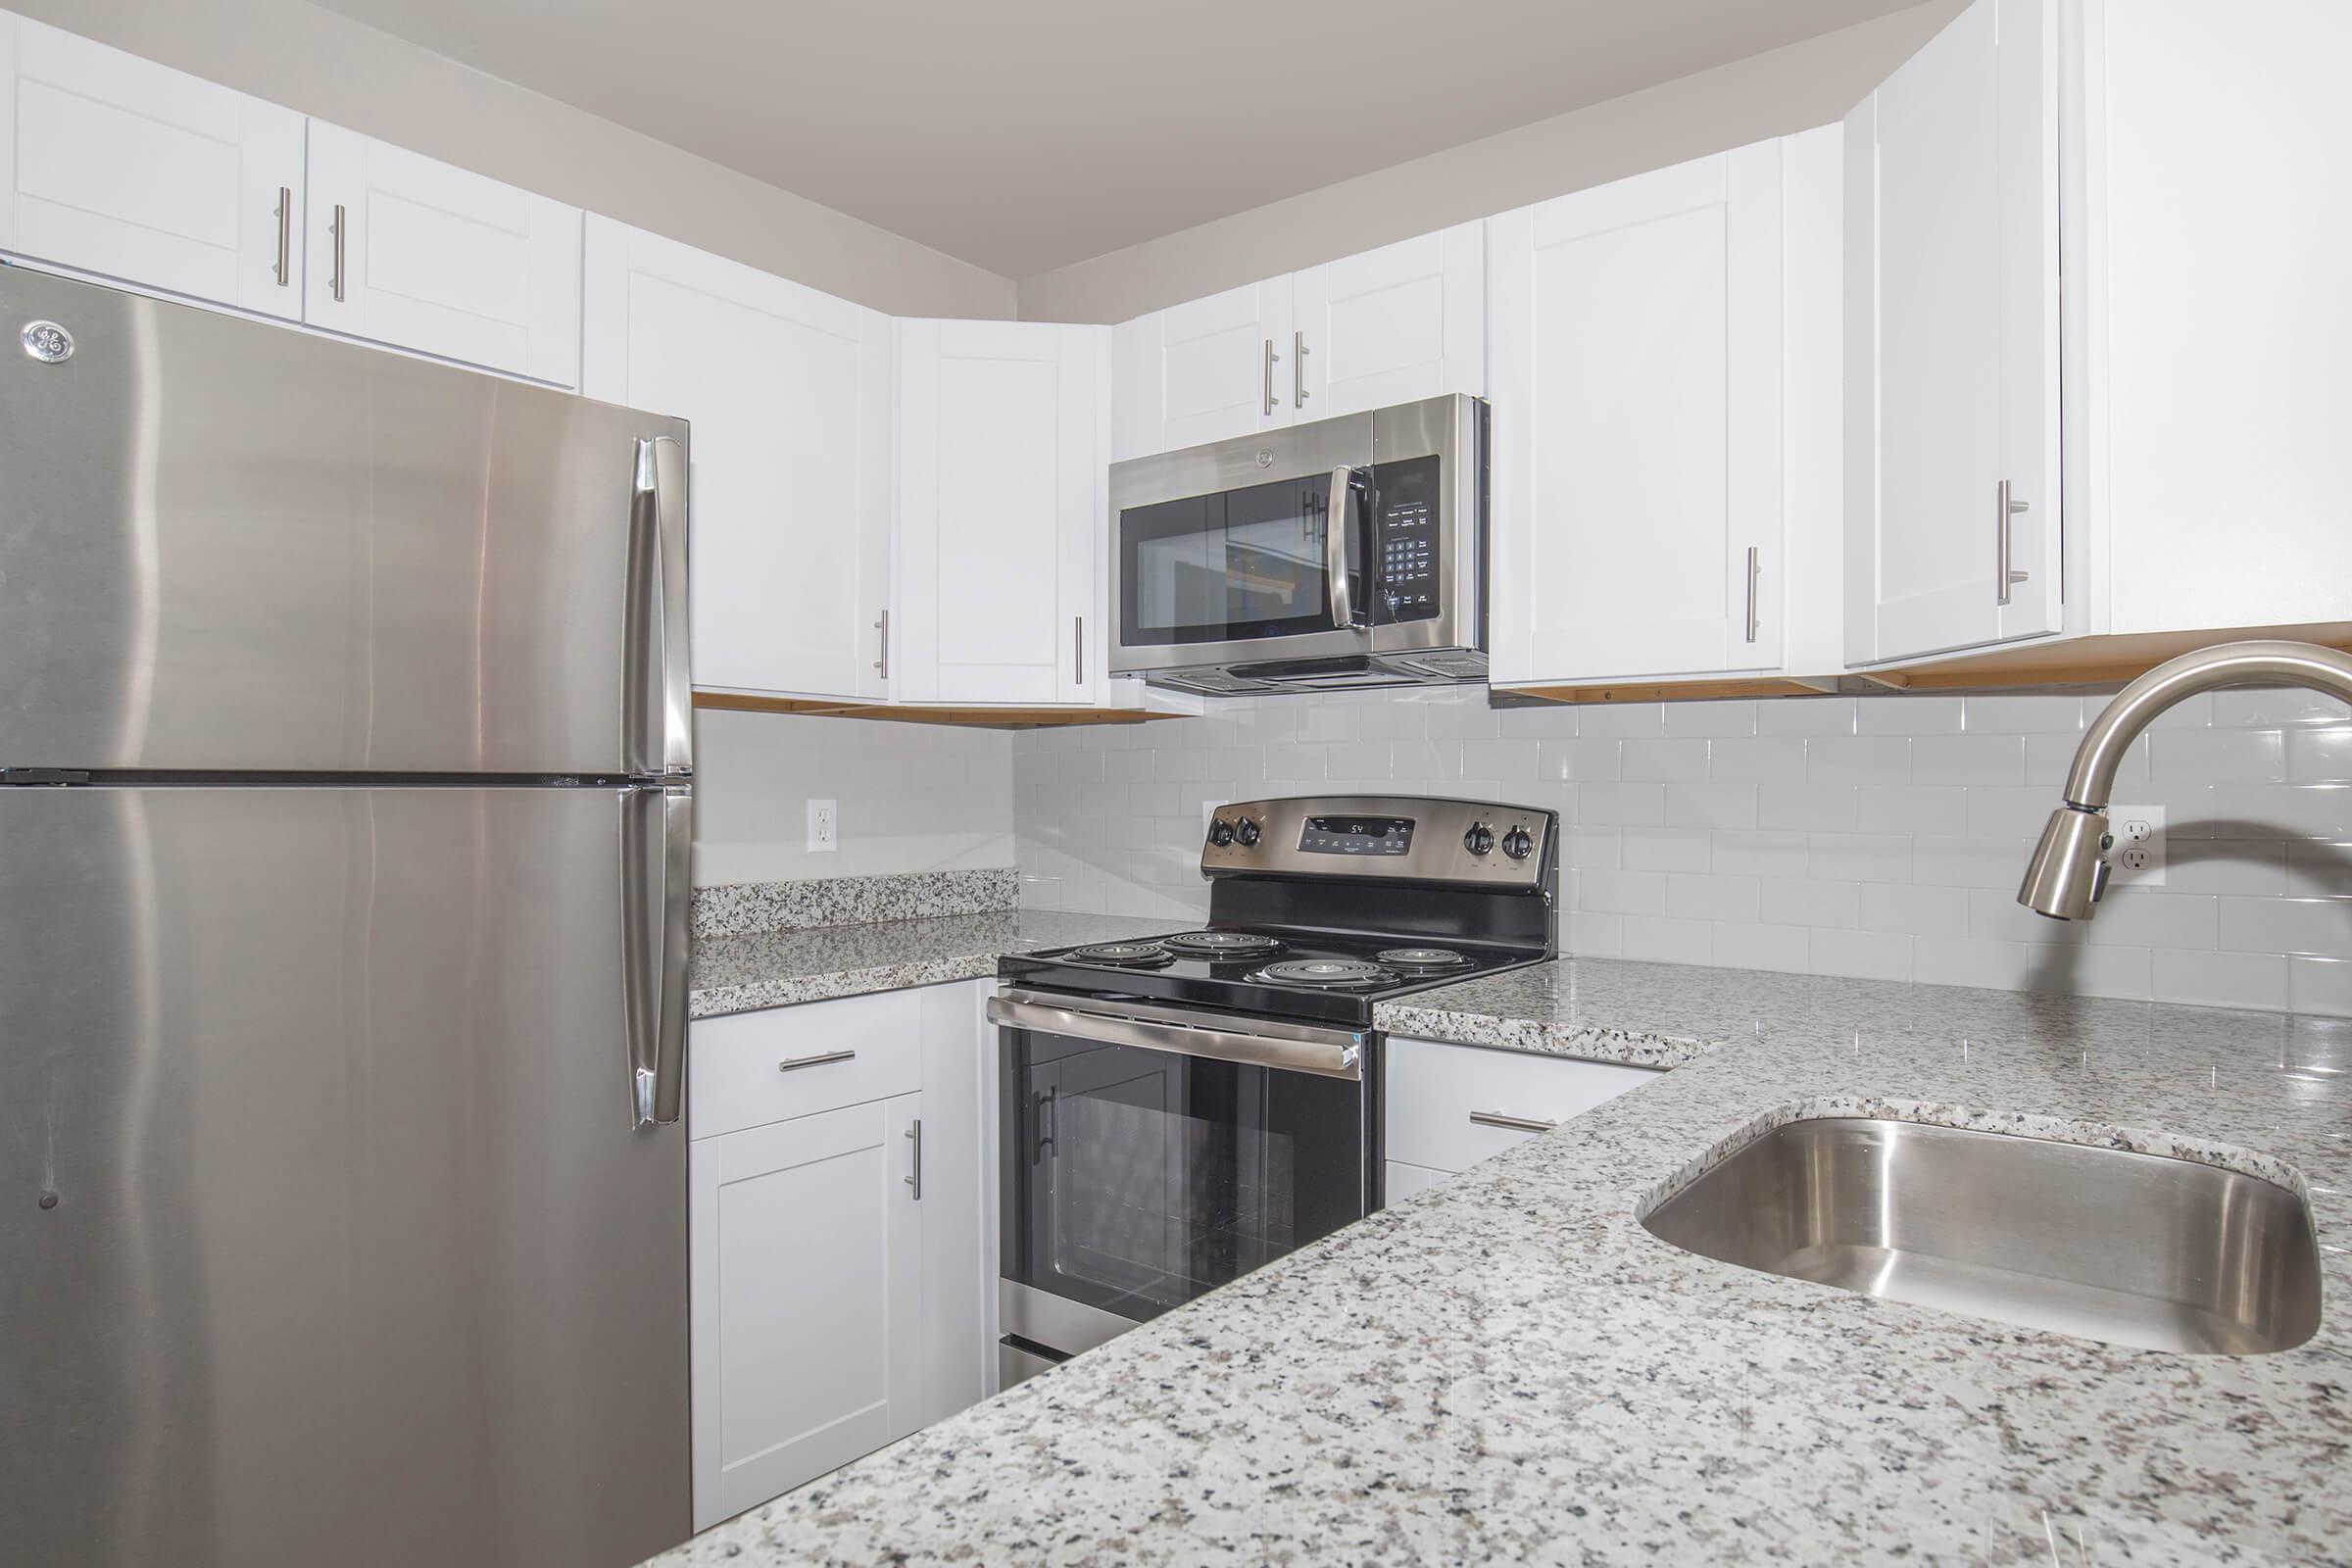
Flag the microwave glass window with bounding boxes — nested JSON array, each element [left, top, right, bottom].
[[1136, 505, 1321, 630], [1119, 472, 1348, 647]]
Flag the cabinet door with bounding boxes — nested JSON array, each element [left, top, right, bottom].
[[689, 1092, 923, 1529], [1291, 221, 1484, 419], [582, 216, 892, 702], [1489, 145, 1787, 684], [1844, 0, 2059, 662], [1113, 274, 1293, 459], [894, 319, 1106, 706], [0, 15, 303, 318], [303, 121, 581, 385]]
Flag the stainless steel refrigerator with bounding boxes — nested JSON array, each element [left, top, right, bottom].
[[0, 264, 694, 1566]]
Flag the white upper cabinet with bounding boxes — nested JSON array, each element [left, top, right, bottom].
[[894, 319, 1109, 707], [583, 216, 893, 703], [0, 13, 305, 318], [1112, 227, 1487, 463], [305, 122, 581, 386], [1843, 0, 2060, 664], [1111, 273, 1291, 460], [1490, 139, 1833, 686], [1292, 221, 1485, 419]]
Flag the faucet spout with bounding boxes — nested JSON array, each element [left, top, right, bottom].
[[2019, 639, 2352, 919]]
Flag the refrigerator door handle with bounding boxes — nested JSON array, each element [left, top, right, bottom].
[[628, 436, 693, 777], [621, 783, 693, 1128]]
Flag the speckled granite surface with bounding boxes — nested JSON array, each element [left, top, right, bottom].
[[648, 960, 2352, 1567], [689, 907, 1169, 1018], [690, 868, 1018, 940]]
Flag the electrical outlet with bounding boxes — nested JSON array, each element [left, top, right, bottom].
[[807, 799, 838, 854], [2105, 804, 2165, 886]]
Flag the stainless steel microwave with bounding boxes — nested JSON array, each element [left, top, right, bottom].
[[1107, 393, 1488, 695]]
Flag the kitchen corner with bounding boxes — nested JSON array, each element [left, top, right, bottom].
[[687, 868, 1168, 1017], [653, 956, 2352, 1567]]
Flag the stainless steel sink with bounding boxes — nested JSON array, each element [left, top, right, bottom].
[[1639, 1117, 2322, 1355]]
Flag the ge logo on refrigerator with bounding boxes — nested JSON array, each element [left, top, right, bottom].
[[20, 320, 74, 364]]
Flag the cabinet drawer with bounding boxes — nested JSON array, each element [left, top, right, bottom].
[[1384, 1035, 1658, 1173], [689, 989, 922, 1140], [1384, 1158, 1454, 1205]]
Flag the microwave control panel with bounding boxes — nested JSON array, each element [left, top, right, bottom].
[[1372, 455, 1441, 623]]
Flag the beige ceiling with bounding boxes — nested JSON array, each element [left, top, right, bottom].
[[314, 0, 1923, 280]]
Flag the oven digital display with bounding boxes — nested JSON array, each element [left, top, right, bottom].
[[1298, 815, 1414, 857]]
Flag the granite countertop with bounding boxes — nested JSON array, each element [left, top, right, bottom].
[[651, 956, 2352, 1566], [688, 907, 1170, 1018]]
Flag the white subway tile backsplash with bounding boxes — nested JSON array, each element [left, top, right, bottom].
[[1663, 700, 1758, 737], [1017, 687, 2352, 1017], [1663, 784, 1760, 830], [1710, 737, 1808, 784], [1710, 921, 1811, 972], [2219, 896, 2352, 959], [1622, 915, 1712, 964], [1623, 827, 1714, 874], [1860, 695, 1961, 734], [1756, 785, 1860, 833], [1667, 872, 1761, 923], [1810, 928, 1913, 982], [1962, 694, 2083, 733], [2151, 949, 2289, 1011], [1759, 877, 1859, 929], [1620, 738, 1712, 782], [1805, 736, 1911, 785], [1757, 696, 1858, 736], [1581, 868, 1669, 916], [1913, 734, 2028, 786], [1578, 782, 1668, 827], [1458, 737, 1542, 781], [2149, 729, 2285, 786]]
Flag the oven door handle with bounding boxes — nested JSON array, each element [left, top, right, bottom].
[[986, 994, 1364, 1081]]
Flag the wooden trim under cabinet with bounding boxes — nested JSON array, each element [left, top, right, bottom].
[[692, 690, 1167, 729]]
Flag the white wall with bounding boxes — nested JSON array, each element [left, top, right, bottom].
[[695, 710, 1013, 886], [16, 0, 1016, 319], [1015, 2, 1963, 323], [1015, 687, 2352, 1016]]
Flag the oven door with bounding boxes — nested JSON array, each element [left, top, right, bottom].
[[988, 991, 1373, 1371]]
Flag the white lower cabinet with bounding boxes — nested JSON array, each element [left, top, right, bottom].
[[1384, 1036, 1658, 1186], [687, 981, 990, 1530]]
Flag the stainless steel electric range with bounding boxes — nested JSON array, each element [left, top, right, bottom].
[[987, 794, 1558, 1386]]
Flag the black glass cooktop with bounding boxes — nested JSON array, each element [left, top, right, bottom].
[[1000, 926, 1540, 1027]]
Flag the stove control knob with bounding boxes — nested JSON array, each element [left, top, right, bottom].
[[1502, 827, 1534, 860], [1236, 817, 1261, 847], [1208, 817, 1237, 847], [1462, 822, 1495, 857]]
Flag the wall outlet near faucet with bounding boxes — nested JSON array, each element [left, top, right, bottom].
[[2106, 804, 2165, 886], [808, 799, 838, 854]]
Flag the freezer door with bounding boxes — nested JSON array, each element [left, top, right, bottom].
[[0, 265, 691, 774], [0, 784, 692, 1568]]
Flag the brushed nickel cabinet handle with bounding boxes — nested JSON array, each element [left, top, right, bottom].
[[905, 1118, 924, 1200], [328, 203, 348, 303], [1073, 614, 1085, 685], [1262, 337, 1280, 416], [1294, 329, 1309, 408], [777, 1049, 856, 1073], [1997, 480, 2032, 606], [873, 609, 890, 678], [1744, 545, 1760, 644], [272, 186, 292, 286], [1468, 1109, 1560, 1135]]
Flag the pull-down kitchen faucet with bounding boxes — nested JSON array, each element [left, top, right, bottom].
[[2019, 640, 2352, 919]]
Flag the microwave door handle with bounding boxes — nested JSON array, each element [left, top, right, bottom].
[[1325, 466, 1357, 631]]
